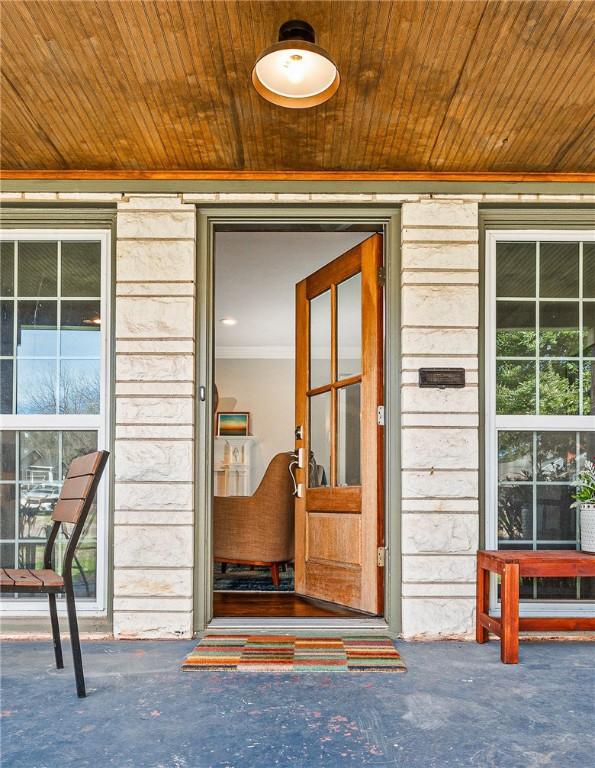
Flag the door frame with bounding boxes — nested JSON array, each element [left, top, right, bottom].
[[194, 206, 402, 636]]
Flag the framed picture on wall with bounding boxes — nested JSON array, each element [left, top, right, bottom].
[[216, 412, 250, 437]]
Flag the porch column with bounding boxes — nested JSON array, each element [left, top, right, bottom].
[[400, 199, 480, 639], [113, 195, 196, 638]]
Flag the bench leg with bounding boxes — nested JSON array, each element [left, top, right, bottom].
[[48, 593, 63, 669], [65, 587, 86, 697], [501, 562, 519, 664], [476, 563, 490, 643], [271, 563, 280, 588]]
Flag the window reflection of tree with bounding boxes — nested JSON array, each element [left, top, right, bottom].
[[19, 366, 100, 415]]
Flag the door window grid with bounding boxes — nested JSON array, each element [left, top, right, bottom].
[[487, 231, 595, 612], [0, 230, 109, 614]]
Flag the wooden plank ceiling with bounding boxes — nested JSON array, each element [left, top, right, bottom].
[[1, 0, 593, 173]]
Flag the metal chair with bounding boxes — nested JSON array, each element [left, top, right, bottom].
[[0, 450, 109, 697]]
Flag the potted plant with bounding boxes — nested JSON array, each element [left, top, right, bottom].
[[572, 460, 595, 553]]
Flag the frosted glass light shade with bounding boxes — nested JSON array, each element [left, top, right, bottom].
[[252, 40, 340, 108]]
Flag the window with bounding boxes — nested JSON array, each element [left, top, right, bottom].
[[486, 232, 595, 612], [0, 231, 110, 613]]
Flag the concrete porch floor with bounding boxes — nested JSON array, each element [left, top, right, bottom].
[[1, 639, 594, 768]]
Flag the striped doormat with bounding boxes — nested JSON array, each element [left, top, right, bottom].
[[181, 635, 406, 672]]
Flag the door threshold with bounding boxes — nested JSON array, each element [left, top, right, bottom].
[[207, 617, 391, 634]]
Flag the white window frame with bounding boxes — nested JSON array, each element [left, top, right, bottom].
[[485, 229, 595, 617], [0, 229, 111, 615]]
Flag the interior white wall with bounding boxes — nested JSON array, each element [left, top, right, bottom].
[[215, 357, 294, 490]]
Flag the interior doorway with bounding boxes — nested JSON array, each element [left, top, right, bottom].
[[210, 224, 385, 619]]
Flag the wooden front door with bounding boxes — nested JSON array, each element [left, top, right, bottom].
[[294, 234, 384, 614]]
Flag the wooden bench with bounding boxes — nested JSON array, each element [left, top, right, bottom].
[[1, 450, 109, 697], [476, 550, 595, 663]]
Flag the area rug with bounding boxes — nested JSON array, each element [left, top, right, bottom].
[[181, 635, 406, 672], [213, 563, 294, 592]]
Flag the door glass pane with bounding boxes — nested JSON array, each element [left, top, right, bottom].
[[17, 300, 57, 356], [16, 359, 57, 414], [496, 302, 535, 356], [584, 243, 595, 298], [539, 302, 579, 357], [337, 273, 361, 380], [310, 290, 331, 389], [61, 242, 101, 297], [60, 300, 101, 356], [337, 383, 361, 486], [309, 392, 330, 487], [17, 242, 57, 297], [0, 242, 15, 296], [496, 361, 536, 414], [539, 360, 579, 415], [496, 242, 536, 297], [540, 242, 579, 298]]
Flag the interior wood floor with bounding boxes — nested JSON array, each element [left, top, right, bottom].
[[213, 591, 374, 619]]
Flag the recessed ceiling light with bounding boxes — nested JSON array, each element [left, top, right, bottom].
[[252, 20, 340, 108], [220, 317, 237, 326]]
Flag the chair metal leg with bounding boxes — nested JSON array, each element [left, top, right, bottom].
[[48, 593, 64, 669], [65, 586, 86, 697]]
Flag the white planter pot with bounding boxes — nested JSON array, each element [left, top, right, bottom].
[[580, 503, 595, 553]]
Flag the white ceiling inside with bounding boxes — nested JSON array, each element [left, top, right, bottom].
[[214, 231, 371, 357]]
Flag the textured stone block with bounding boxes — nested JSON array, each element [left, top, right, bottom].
[[402, 470, 478, 499], [113, 610, 192, 639], [402, 555, 476, 582], [116, 339, 195, 354], [120, 195, 186, 209], [402, 428, 479, 469], [114, 525, 193, 568], [401, 328, 477, 355], [116, 382, 194, 396], [402, 270, 478, 285], [401, 498, 479, 513], [402, 228, 478, 243], [57, 192, 123, 201], [402, 200, 478, 227], [116, 355, 194, 382], [113, 596, 193, 612], [402, 285, 478, 327], [116, 296, 194, 338], [116, 424, 194, 440], [117, 240, 195, 282], [117, 211, 195, 239], [402, 514, 479, 554], [116, 396, 193, 424], [114, 482, 194, 511], [402, 598, 475, 638], [401, 386, 478, 413], [116, 282, 195, 296], [114, 440, 193, 482], [115, 509, 193, 525]]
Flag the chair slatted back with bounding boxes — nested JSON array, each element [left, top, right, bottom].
[[52, 451, 107, 524]]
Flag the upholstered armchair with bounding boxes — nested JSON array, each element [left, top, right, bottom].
[[214, 452, 295, 586]]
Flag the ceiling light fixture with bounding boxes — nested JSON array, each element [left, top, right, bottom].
[[252, 20, 340, 108], [220, 317, 237, 326]]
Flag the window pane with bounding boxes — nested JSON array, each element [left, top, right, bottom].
[[0, 485, 16, 539], [582, 242, 595, 298], [309, 392, 330, 487], [1, 543, 15, 568], [539, 360, 579, 415], [62, 431, 97, 478], [0, 431, 16, 480], [0, 242, 15, 296], [536, 485, 576, 541], [496, 302, 535, 356], [584, 362, 594, 416], [1, 300, 14, 355], [540, 242, 579, 298], [0, 360, 13, 414], [337, 383, 361, 486], [20, 431, 59, 482], [60, 300, 101, 356], [496, 242, 536, 297], [310, 290, 331, 389], [18, 242, 57, 297], [539, 302, 579, 357], [60, 359, 100, 414], [17, 359, 57, 414], [578, 432, 595, 470], [496, 361, 536, 414], [583, 303, 595, 357], [61, 242, 101, 297], [17, 300, 57, 356], [536, 432, 576, 482], [498, 431, 533, 482], [337, 273, 361, 380], [19, 483, 57, 540], [498, 485, 533, 541]]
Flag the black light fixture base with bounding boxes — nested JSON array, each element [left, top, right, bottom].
[[278, 19, 315, 44]]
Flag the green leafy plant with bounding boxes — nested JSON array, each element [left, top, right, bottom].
[[571, 460, 595, 507]]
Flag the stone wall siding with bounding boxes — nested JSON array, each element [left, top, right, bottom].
[[2, 189, 592, 639]]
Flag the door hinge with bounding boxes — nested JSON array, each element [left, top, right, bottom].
[[377, 547, 386, 567], [377, 405, 385, 426], [377, 266, 386, 286]]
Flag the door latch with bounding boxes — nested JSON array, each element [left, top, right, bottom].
[[377, 547, 386, 567], [377, 405, 385, 426], [295, 424, 303, 440]]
